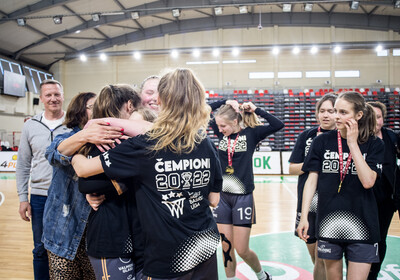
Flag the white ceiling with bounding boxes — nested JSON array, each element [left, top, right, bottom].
[[1, 0, 399, 70]]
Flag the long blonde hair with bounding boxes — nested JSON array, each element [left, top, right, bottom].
[[215, 104, 261, 129], [146, 68, 210, 153]]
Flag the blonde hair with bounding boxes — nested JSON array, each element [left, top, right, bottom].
[[337, 91, 376, 144], [215, 104, 261, 129], [146, 68, 210, 153], [136, 108, 157, 122]]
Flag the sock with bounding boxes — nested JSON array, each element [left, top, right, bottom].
[[256, 269, 267, 280]]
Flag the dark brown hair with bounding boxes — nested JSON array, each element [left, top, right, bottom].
[[315, 93, 337, 120], [367, 101, 387, 119], [64, 92, 96, 129]]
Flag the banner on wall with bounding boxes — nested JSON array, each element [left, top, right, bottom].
[[252, 151, 281, 174], [0, 152, 18, 171], [281, 151, 292, 175]]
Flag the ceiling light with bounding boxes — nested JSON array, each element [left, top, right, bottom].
[[212, 48, 220, 57], [101, 11, 124, 16], [395, 0, 400, 8], [333, 46, 342, 53], [239, 6, 248, 14], [192, 49, 201, 58], [232, 48, 240, 56], [80, 54, 87, 62], [131, 12, 139, 20], [99, 53, 107, 61], [272, 47, 280, 55], [310, 46, 319, 54], [53, 16, 62, 24], [292, 46, 300, 54], [350, 1, 359, 10], [91, 14, 100, 22], [75, 30, 81, 34], [17, 18, 26, 26], [171, 49, 179, 58], [375, 45, 383, 52], [282, 4, 292, 12], [133, 51, 141, 60], [172, 9, 180, 18], [304, 3, 313, 12], [214, 7, 223, 15]]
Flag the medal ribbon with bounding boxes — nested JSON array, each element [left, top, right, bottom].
[[227, 133, 240, 167], [337, 130, 352, 193]]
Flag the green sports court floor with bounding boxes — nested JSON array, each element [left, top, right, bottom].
[[216, 231, 400, 279]]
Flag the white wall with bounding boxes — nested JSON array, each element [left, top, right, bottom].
[[1, 26, 399, 139]]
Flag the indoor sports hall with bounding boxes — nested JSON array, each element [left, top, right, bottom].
[[0, 1, 399, 279]]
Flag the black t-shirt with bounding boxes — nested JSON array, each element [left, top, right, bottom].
[[99, 134, 223, 278], [303, 130, 384, 244], [289, 126, 330, 213], [78, 147, 144, 269], [373, 127, 399, 204], [210, 107, 284, 194]]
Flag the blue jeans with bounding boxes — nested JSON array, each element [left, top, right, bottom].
[[30, 194, 50, 280]]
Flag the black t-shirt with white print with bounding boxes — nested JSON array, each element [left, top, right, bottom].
[[210, 107, 284, 194], [289, 126, 330, 213], [99, 134, 223, 278], [78, 146, 144, 269], [302, 130, 384, 244]]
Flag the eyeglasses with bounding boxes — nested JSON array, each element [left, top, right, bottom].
[[86, 104, 94, 110]]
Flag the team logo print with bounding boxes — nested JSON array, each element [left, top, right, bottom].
[[162, 191, 185, 218], [181, 172, 192, 188]]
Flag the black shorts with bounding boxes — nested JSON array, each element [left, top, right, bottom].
[[141, 253, 218, 280], [317, 240, 379, 263], [294, 211, 317, 244], [213, 192, 256, 226], [89, 256, 135, 280]]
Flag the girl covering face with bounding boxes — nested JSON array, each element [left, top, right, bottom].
[[297, 91, 384, 280]]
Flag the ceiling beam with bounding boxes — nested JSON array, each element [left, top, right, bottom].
[[66, 12, 400, 60], [1, 0, 77, 23]]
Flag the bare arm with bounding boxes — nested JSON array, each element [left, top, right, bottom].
[[346, 119, 377, 189], [296, 171, 318, 241], [71, 154, 104, 178], [208, 192, 220, 208], [107, 118, 152, 137], [58, 120, 123, 156], [289, 162, 304, 175]]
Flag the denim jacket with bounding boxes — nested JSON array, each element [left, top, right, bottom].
[[42, 127, 92, 260]]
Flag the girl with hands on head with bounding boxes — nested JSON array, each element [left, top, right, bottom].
[[210, 99, 284, 280], [297, 91, 384, 280]]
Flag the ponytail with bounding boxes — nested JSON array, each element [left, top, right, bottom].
[[358, 104, 376, 144], [216, 103, 261, 128], [242, 109, 261, 128], [337, 91, 376, 144]]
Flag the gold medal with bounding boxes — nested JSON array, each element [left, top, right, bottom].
[[337, 182, 342, 193], [225, 165, 234, 175]]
